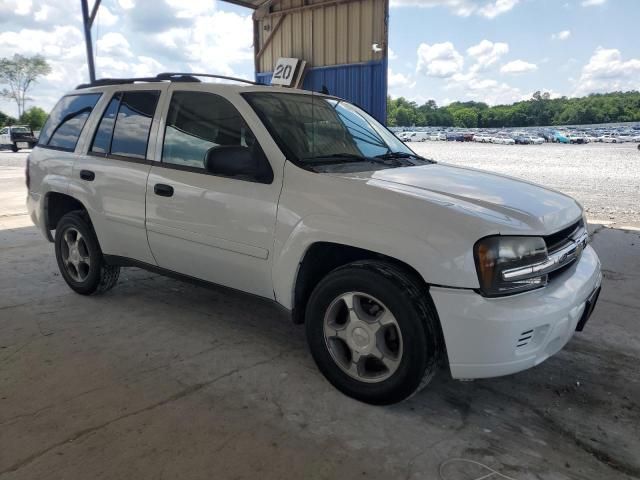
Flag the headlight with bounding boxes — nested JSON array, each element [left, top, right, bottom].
[[474, 236, 548, 297]]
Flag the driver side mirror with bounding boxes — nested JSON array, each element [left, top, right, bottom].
[[204, 145, 272, 183]]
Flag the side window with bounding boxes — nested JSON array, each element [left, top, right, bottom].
[[0, 128, 8, 135], [91, 96, 119, 154], [90, 90, 160, 160], [38, 93, 102, 151], [162, 91, 257, 170]]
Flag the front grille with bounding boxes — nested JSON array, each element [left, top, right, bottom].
[[542, 218, 588, 282], [544, 219, 583, 253]]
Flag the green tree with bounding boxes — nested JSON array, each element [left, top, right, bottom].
[[0, 110, 17, 128], [20, 106, 48, 130], [452, 108, 478, 128], [387, 91, 640, 128], [0, 54, 51, 118]]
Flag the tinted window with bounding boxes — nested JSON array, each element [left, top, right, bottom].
[[110, 91, 159, 159], [38, 93, 101, 151], [91, 96, 120, 154], [162, 91, 258, 170]]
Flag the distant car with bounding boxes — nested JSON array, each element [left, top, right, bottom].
[[598, 134, 619, 143], [568, 134, 586, 144], [0, 125, 38, 152], [492, 135, 515, 145], [528, 135, 545, 145], [632, 135, 640, 143], [513, 134, 531, 145], [473, 134, 491, 143], [554, 132, 570, 144], [403, 132, 429, 142]]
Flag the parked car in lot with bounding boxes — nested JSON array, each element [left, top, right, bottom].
[[0, 125, 38, 151], [402, 131, 429, 142], [598, 134, 620, 143], [27, 74, 602, 405], [512, 132, 531, 145], [569, 134, 586, 144], [491, 134, 516, 145], [473, 133, 492, 143], [446, 132, 464, 142], [527, 135, 545, 145], [554, 131, 570, 144]]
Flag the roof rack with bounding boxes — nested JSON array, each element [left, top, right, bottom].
[[76, 72, 261, 90]]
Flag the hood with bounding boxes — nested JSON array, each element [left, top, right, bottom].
[[331, 163, 582, 234]]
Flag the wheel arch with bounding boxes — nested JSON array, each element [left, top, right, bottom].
[[44, 192, 92, 239], [290, 241, 430, 325]]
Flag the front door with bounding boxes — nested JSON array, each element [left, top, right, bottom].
[[145, 89, 282, 298]]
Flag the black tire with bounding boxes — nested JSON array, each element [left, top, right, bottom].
[[54, 210, 120, 295], [305, 260, 442, 405], [11, 144, 18, 152]]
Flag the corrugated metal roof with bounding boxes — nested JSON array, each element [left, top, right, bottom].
[[220, 0, 269, 9]]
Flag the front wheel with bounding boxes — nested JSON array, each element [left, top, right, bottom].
[[305, 261, 442, 405], [55, 211, 120, 295]]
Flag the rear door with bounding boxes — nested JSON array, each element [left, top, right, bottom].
[[69, 85, 167, 264], [145, 87, 283, 298]]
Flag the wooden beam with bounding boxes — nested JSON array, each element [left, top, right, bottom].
[[265, 0, 361, 18], [255, 14, 285, 63]]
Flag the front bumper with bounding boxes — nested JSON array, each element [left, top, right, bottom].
[[431, 245, 602, 379]]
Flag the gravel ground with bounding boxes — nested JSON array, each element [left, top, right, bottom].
[[411, 142, 640, 228]]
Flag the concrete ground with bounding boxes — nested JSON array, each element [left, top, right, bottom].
[[1, 151, 639, 480]]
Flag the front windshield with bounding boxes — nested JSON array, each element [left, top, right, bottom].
[[244, 92, 416, 165]]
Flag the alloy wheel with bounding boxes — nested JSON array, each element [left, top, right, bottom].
[[323, 292, 403, 383], [60, 227, 91, 282]]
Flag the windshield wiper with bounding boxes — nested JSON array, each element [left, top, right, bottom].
[[304, 153, 391, 165], [376, 151, 435, 164]]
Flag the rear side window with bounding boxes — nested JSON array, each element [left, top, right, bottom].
[[90, 90, 160, 160], [38, 93, 102, 151], [91, 97, 119, 154]]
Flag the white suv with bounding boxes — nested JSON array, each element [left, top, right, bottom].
[[27, 74, 602, 405]]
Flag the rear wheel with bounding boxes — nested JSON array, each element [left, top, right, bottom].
[[305, 261, 442, 405], [11, 144, 18, 152], [55, 211, 120, 295]]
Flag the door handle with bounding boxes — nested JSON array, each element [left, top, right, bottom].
[[80, 170, 95, 181], [154, 184, 174, 197]]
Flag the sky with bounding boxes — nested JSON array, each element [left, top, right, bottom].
[[0, 0, 638, 116]]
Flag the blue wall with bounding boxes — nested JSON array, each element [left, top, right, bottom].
[[256, 59, 387, 125]]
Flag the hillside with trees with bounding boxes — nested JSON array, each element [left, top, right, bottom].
[[387, 91, 640, 128]]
